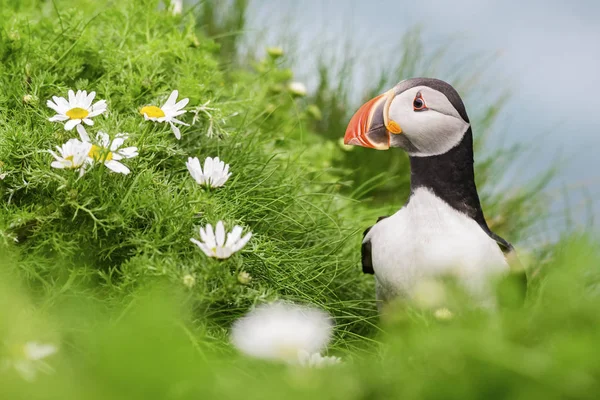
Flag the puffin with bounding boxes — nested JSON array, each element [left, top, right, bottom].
[[344, 77, 525, 307]]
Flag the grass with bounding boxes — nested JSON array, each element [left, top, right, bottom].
[[0, 0, 597, 398]]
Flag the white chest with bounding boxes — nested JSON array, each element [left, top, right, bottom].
[[365, 188, 508, 299]]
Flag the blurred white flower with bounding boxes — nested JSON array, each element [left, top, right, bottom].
[[434, 307, 454, 321], [171, 0, 183, 15], [288, 82, 307, 97], [412, 279, 447, 310], [190, 221, 251, 259], [88, 132, 138, 175], [47, 90, 107, 142], [140, 90, 189, 140], [49, 138, 93, 177], [231, 302, 333, 362], [2, 341, 58, 381], [297, 350, 341, 368], [186, 156, 231, 188]]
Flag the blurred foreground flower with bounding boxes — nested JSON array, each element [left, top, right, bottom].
[[412, 279, 447, 309], [88, 132, 138, 175], [1, 341, 58, 381], [140, 90, 189, 140], [297, 350, 341, 368], [47, 90, 107, 141], [186, 156, 231, 188], [190, 221, 251, 259], [231, 302, 334, 365], [49, 138, 92, 177], [288, 82, 307, 97], [434, 307, 454, 321]]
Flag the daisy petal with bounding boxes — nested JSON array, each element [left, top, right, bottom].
[[65, 119, 80, 131], [46, 100, 62, 113], [232, 232, 252, 252], [215, 221, 226, 247], [68, 90, 76, 106], [169, 122, 181, 140], [204, 157, 214, 177], [225, 226, 243, 248], [51, 161, 66, 169], [170, 118, 190, 126], [163, 90, 179, 108], [173, 98, 189, 110], [118, 147, 138, 158], [84, 91, 96, 109], [205, 224, 216, 245], [96, 132, 110, 147], [55, 96, 70, 110], [77, 125, 90, 142], [105, 160, 130, 175], [49, 115, 69, 122]]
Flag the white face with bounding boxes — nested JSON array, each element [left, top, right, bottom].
[[387, 86, 470, 157]]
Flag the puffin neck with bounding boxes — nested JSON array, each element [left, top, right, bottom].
[[408, 128, 489, 229]]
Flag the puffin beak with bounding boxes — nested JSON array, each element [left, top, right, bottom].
[[344, 89, 400, 150]]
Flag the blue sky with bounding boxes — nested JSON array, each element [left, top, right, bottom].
[[246, 0, 599, 232]]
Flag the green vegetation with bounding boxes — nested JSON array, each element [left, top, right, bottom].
[[0, 1, 597, 398]]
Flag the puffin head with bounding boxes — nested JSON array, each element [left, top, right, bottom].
[[344, 78, 471, 157]]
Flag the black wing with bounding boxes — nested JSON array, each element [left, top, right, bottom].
[[361, 216, 389, 275]]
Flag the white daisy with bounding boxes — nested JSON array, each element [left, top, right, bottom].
[[297, 350, 342, 368], [190, 221, 251, 259], [186, 156, 232, 188], [1, 341, 58, 381], [230, 302, 333, 363], [49, 138, 93, 176], [47, 90, 107, 142], [140, 90, 190, 140], [88, 132, 138, 175]]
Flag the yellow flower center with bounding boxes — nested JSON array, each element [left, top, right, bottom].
[[66, 107, 89, 120], [64, 155, 83, 168], [88, 145, 113, 162], [140, 106, 165, 118]]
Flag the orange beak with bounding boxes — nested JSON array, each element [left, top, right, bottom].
[[344, 90, 400, 150]]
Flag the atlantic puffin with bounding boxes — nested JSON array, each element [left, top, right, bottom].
[[344, 78, 525, 307]]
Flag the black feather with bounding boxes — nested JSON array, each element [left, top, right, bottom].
[[361, 216, 389, 275]]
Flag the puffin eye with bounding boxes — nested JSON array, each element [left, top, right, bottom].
[[413, 93, 427, 111]]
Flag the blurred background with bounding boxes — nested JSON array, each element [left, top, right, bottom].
[[243, 0, 599, 234]]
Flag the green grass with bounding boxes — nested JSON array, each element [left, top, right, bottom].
[[0, 0, 597, 398]]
